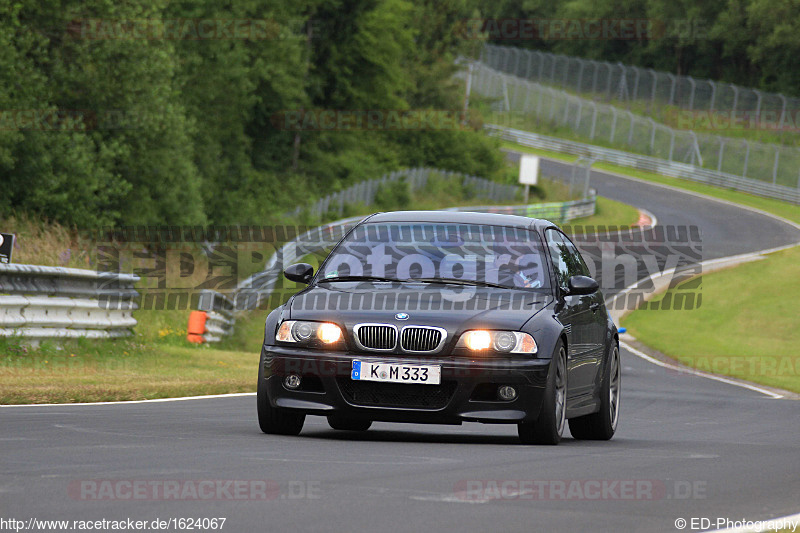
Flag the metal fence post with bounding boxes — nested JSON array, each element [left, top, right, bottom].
[[648, 118, 656, 152], [609, 106, 618, 142], [688, 77, 696, 111], [617, 63, 629, 103], [522, 80, 531, 112], [525, 49, 533, 79], [649, 69, 657, 112], [589, 102, 598, 140], [537, 51, 545, 81], [693, 132, 703, 167], [742, 141, 750, 177], [667, 73, 676, 106], [627, 111, 635, 145], [668, 129, 675, 161], [778, 94, 787, 131], [754, 90, 763, 119], [772, 147, 780, 185], [537, 84, 545, 117], [717, 138, 725, 172], [709, 80, 717, 112]]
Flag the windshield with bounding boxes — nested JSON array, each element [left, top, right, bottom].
[[318, 222, 550, 291]]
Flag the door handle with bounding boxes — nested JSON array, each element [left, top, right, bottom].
[[590, 302, 601, 312]]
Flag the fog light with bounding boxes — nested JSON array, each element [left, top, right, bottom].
[[498, 385, 517, 401], [284, 374, 302, 390]]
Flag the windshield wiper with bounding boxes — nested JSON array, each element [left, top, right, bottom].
[[318, 275, 404, 283], [410, 277, 510, 289], [319, 275, 515, 290]]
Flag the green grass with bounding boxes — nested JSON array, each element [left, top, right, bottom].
[[563, 196, 640, 235], [622, 246, 800, 393], [0, 312, 258, 405]]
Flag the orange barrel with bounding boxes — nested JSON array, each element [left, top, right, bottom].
[[187, 311, 207, 343]]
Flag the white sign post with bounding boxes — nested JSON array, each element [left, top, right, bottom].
[[519, 155, 540, 204]]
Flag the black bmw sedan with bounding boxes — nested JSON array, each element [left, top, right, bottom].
[[257, 211, 621, 445]]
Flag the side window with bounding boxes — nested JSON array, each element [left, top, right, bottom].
[[545, 229, 570, 288], [560, 232, 590, 277]]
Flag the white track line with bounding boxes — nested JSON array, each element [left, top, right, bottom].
[[0, 392, 255, 408], [620, 341, 784, 400]]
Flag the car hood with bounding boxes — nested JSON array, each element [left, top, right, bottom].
[[287, 282, 552, 332]]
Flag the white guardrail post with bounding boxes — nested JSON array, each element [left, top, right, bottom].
[[0, 263, 139, 339], [195, 290, 235, 342]]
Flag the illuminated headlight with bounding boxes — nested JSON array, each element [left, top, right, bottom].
[[277, 320, 343, 346], [456, 330, 537, 354]]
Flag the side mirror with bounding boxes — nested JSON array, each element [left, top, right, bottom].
[[566, 275, 599, 296], [284, 263, 314, 284]]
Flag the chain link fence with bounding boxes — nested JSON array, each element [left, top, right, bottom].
[[482, 44, 800, 122], [467, 60, 800, 192]]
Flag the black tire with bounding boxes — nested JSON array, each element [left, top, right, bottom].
[[257, 354, 305, 436], [327, 416, 372, 431], [518, 339, 567, 445], [569, 343, 620, 441]]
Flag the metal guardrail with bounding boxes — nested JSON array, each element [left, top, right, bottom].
[[0, 263, 139, 339], [195, 290, 235, 342], [286, 167, 521, 221], [487, 124, 800, 205]]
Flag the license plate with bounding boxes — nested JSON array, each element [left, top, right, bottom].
[[351, 360, 441, 385]]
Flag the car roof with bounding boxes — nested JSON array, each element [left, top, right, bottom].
[[361, 211, 556, 231]]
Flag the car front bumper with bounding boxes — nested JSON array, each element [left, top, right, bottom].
[[261, 345, 552, 425]]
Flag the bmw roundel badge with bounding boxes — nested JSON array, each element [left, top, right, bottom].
[[395, 312, 409, 320]]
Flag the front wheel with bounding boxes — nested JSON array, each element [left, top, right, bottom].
[[257, 355, 305, 435], [518, 339, 567, 445], [569, 343, 620, 440]]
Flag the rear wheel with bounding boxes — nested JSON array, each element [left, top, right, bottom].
[[569, 343, 620, 440], [257, 354, 305, 436], [327, 416, 372, 431], [518, 339, 567, 445]]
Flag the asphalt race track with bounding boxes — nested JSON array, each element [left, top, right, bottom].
[[3, 163, 799, 532]]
